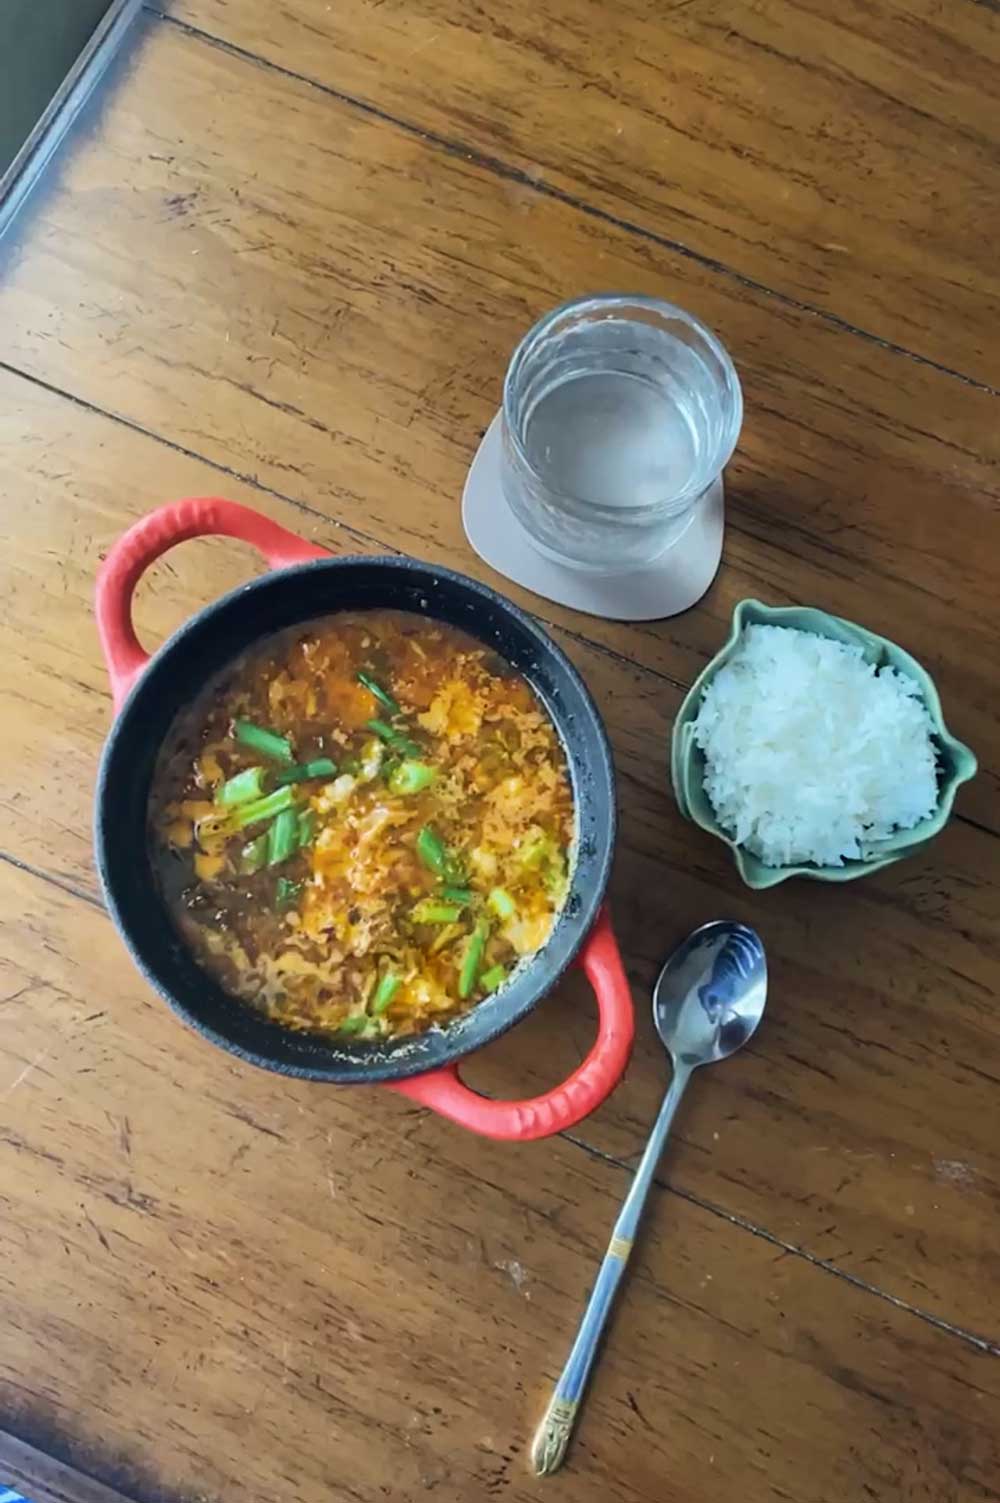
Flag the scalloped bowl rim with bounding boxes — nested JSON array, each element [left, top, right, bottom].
[[671, 599, 978, 889]]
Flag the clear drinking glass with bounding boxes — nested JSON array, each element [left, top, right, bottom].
[[500, 293, 743, 573]]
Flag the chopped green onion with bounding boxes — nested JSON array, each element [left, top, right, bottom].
[[230, 783, 297, 831], [276, 877, 302, 909], [516, 835, 545, 868], [372, 973, 401, 1015], [429, 922, 462, 955], [216, 766, 266, 808], [266, 808, 300, 867], [239, 833, 269, 875], [459, 918, 490, 1000], [367, 719, 421, 757], [337, 1014, 369, 1035], [514, 831, 568, 898], [416, 825, 447, 874], [488, 887, 517, 922], [388, 760, 436, 796], [339, 756, 361, 776], [544, 853, 569, 899], [197, 783, 296, 841], [357, 672, 400, 716], [418, 829, 469, 883], [275, 757, 336, 786], [515, 832, 567, 898], [440, 886, 473, 905], [297, 809, 316, 847], [480, 964, 507, 994], [233, 720, 293, 763], [412, 900, 463, 924]]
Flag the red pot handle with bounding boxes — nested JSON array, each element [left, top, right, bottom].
[[388, 906, 633, 1140], [96, 497, 329, 709]]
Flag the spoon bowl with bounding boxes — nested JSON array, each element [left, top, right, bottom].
[[654, 920, 767, 1068]]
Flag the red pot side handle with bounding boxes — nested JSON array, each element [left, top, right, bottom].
[[96, 497, 329, 709], [389, 906, 634, 1140]]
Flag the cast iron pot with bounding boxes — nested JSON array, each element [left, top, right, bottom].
[[95, 498, 634, 1140]]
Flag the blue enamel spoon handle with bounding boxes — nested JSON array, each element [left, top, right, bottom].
[[530, 1062, 692, 1476]]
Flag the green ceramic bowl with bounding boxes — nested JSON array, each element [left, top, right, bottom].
[[671, 599, 978, 890]]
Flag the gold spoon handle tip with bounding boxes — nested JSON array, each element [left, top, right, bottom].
[[530, 1397, 579, 1476]]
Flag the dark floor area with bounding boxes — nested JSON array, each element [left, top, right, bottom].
[[0, 0, 111, 176]]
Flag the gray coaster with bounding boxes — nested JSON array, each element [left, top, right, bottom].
[[462, 412, 725, 622]]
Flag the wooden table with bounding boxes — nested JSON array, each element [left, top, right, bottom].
[[1, 3, 998, 1499]]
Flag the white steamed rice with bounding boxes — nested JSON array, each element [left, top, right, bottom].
[[692, 624, 939, 867]]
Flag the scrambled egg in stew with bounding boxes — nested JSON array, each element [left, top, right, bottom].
[[148, 610, 575, 1039]]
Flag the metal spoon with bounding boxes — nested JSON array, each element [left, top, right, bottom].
[[530, 920, 767, 1476]]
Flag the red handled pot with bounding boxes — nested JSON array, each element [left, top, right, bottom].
[[95, 498, 633, 1140]]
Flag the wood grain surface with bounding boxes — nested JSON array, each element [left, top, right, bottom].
[[2, 861, 999, 1503], [2, 367, 998, 1333], [1, 17, 997, 830], [162, 0, 1000, 385], [1, 4, 998, 1502]]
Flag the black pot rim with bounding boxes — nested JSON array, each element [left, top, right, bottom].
[[95, 554, 616, 1084]]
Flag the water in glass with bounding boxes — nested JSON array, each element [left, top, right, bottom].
[[501, 295, 742, 573]]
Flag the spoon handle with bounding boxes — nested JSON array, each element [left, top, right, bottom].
[[530, 1063, 693, 1476]]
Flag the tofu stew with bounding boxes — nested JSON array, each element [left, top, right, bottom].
[[148, 610, 575, 1042]]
